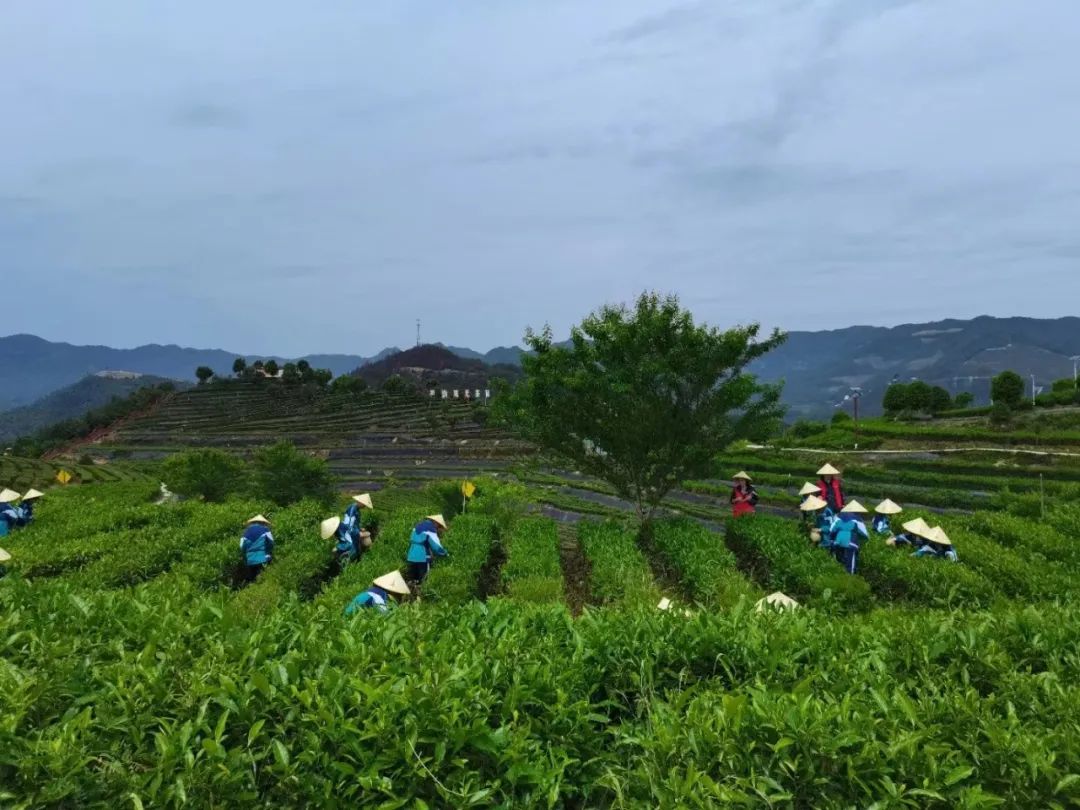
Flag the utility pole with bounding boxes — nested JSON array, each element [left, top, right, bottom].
[[850, 387, 862, 446], [1031, 374, 1037, 407]]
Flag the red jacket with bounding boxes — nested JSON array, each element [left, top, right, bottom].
[[731, 483, 757, 517], [818, 478, 845, 511]]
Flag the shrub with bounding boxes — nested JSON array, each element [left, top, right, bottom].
[[162, 448, 248, 502], [989, 403, 1013, 427], [252, 441, 336, 506], [991, 370, 1025, 408], [788, 419, 827, 439]]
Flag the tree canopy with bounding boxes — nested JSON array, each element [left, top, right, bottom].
[[494, 292, 785, 526], [992, 371, 1025, 408]]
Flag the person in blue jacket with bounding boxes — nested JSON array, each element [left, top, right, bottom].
[[342, 493, 373, 545], [239, 515, 274, 582], [889, 517, 930, 549], [345, 570, 411, 615], [828, 500, 869, 574], [17, 489, 43, 527], [912, 526, 959, 562], [0, 489, 20, 538], [872, 499, 902, 536], [406, 514, 448, 583]]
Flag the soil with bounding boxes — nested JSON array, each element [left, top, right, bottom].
[[556, 523, 593, 616], [477, 537, 508, 600]]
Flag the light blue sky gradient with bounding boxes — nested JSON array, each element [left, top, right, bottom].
[[2, 0, 1078, 355]]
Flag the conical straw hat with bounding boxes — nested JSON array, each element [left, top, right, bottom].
[[902, 517, 932, 538], [373, 570, 410, 595], [816, 463, 841, 476], [657, 597, 672, 611], [21, 489, 44, 501], [841, 500, 868, 514], [0, 489, 20, 503], [353, 493, 374, 509], [875, 499, 902, 515], [0, 548, 10, 562], [732, 471, 752, 481], [928, 526, 953, 547], [799, 495, 827, 512], [798, 482, 819, 496], [245, 514, 271, 526], [427, 514, 448, 529], [320, 516, 342, 541], [755, 591, 800, 612]]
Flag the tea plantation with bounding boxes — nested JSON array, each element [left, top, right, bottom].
[[2, 472, 1080, 808]]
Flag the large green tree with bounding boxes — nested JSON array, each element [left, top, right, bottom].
[[992, 370, 1025, 408], [494, 292, 785, 527]]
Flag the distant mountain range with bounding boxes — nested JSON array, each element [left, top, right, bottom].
[[751, 316, 1080, 418], [0, 334, 397, 412], [0, 372, 178, 443], [3, 316, 1079, 422]]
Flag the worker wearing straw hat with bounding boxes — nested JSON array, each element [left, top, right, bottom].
[[800, 495, 828, 543], [0, 489, 20, 538], [340, 493, 374, 550], [828, 500, 869, 574], [889, 517, 932, 549], [239, 515, 274, 583], [405, 514, 449, 584], [815, 464, 845, 512], [798, 482, 819, 507], [17, 489, 43, 527], [730, 472, 758, 517], [872, 499, 902, 536], [913, 526, 959, 562], [345, 570, 411, 615]]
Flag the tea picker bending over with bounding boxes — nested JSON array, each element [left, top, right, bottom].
[[345, 571, 411, 615], [0, 489, 21, 538], [17, 489, 43, 526], [239, 515, 274, 582]]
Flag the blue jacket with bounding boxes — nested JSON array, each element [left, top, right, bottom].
[[872, 515, 890, 535], [406, 520, 447, 564], [342, 503, 362, 538], [240, 524, 274, 566], [16, 501, 34, 526], [829, 515, 868, 549], [0, 503, 18, 537], [335, 524, 358, 559], [345, 585, 393, 616], [913, 543, 958, 562]]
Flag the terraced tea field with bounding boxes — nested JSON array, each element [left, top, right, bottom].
[[3, 476, 1080, 806], [87, 380, 528, 488]]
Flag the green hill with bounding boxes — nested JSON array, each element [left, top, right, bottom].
[[0, 373, 180, 444]]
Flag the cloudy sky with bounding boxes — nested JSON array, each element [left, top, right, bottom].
[[2, 1, 1078, 356]]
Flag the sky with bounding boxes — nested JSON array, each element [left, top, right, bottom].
[[2, 0, 1079, 357]]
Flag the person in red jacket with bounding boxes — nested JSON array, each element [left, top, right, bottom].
[[816, 463, 845, 512], [730, 471, 758, 517]]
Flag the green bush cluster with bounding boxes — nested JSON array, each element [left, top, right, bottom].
[[576, 521, 659, 607], [725, 515, 872, 611], [500, 517, 563, 603], [651, 518, 758, 607]]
